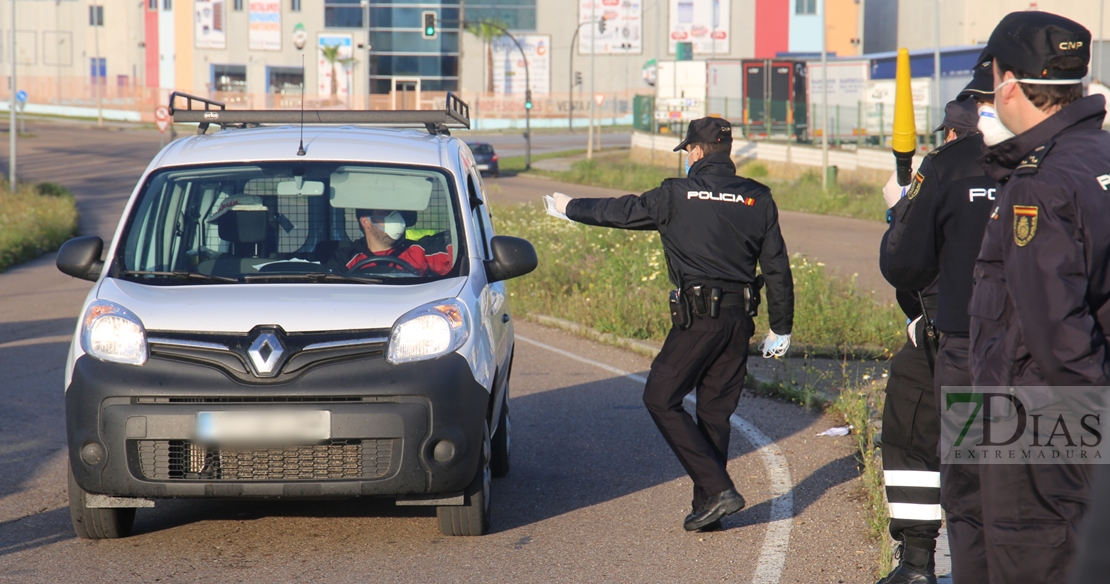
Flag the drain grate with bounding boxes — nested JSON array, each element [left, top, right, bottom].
[[137, 439, 393, 481]]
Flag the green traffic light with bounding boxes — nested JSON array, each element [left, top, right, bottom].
[[426, 27, 434, 35]]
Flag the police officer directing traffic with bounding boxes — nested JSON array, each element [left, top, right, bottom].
[[551, 118, 795, 531], [966, 11, 1110, 582], [876, 53, 999, 584]]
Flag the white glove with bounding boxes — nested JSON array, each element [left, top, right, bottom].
[[882, 171, 907, 209], [553, 192, 573, 214], [759, 331, 791, 358], [907, 316, 921, 348]]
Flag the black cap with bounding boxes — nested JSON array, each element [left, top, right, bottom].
[[958, 48, 995, 99], [933, 97, 981, 134], [674, 117, 733, 152], [985, 11, 1090, 80]]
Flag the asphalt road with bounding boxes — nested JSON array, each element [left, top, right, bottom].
[[462, 131, 630, 159], [0, 121, 878, 583]]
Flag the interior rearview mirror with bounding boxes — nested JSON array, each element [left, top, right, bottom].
[[485, 236, 537, 283], [56, 236, 105, 282]]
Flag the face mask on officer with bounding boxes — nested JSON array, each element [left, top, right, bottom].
[[684, 145, 704, 175], [977, 102, 1015, 147]]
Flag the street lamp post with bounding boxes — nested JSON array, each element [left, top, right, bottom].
[[9, 0, 16, 187], [468, 20, 532, 169], [820, 0, 828, 191], [568, 21, 592, 132]]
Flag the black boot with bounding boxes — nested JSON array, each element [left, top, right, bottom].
[[875, 537, 937, 584]]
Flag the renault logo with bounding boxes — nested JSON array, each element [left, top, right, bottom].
[[248, 331, 284, 375]]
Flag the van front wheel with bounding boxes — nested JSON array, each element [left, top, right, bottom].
[[437, 425, 491, 536], [68, 466, 135, 539]]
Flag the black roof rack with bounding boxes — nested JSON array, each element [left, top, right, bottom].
[[167, 91, 470, 136]]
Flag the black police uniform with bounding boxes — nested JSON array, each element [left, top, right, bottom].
[[565, 149, 794, 524], [878, 96, 999, 583], [969, 94, 1110, 583]]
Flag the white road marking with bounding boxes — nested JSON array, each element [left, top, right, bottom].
[[516, 335, 794, 584]]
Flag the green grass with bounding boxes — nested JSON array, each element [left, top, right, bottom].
[[493, 202, 903, 354], [0, 182, 79, 273], [497, 149, 588, 174], [539, 156, 683, 193], [830, 383, 892, 578]]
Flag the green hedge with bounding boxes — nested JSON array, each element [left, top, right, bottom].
[[0, 182, 79, 273]]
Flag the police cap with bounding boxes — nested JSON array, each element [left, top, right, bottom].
[[674, 117, 733, 152], [985, 11, 1090, 80], [959, 48, 995, 99]]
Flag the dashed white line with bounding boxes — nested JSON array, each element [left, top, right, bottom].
[[516, 334, 794, 584]]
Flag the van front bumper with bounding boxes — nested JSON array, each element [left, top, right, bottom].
[[65, 352, 488, 500]]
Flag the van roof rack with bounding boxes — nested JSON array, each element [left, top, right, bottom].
[[167, 91, 470, 136]]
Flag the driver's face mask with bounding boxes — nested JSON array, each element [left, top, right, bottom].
[[372, 211, 407, 240]]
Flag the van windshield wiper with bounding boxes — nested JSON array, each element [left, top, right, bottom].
[[241, 272, 384, 284], [121, 270, 239, 284]]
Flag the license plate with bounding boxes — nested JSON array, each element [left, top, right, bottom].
[[196, 410, 331, 445], [477, 164, 489, 171]]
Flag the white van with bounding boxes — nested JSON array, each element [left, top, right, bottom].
[[55, 94, 535, 538]]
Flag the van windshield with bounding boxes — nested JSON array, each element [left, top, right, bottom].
[[117, 163, 465, 285]]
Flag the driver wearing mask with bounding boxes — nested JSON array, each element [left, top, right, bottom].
[[330, 208, 453, 276]]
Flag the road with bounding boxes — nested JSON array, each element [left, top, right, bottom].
[[0, 121, 878, 582], [462, 131, 630, 159]]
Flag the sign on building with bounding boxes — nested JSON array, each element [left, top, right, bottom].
[[578, 0, 643, 55], [492, 34, 551, 95], [318, 34, 354, 101], [195, 0, 227, 49], [249, 0, 281, 51], [668, 0, 729, 56]]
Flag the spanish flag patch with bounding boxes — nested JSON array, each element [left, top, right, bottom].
[[1013, 205, 1038, 247], [907, 172, 925, 200]]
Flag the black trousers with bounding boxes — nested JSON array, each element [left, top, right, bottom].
[[937, 335, 1093, 584], [881, 334, 941, 543], [642, 306, 753, 509]]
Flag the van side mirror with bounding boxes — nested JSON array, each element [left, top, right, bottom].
[[56, 236, 105, 282], [485, 236, 537, 283]]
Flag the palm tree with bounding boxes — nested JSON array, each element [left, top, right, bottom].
[[320, 44, 356, 103], [465, 20, 509, 94]]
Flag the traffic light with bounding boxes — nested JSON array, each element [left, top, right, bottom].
[[525, 89, 533, 110], [422, 11, 437, 39], [598, 16, 607, 34], [574, 71, 582, 87]]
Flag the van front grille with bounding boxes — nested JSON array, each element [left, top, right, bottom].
[[136, 439, 394, 481]]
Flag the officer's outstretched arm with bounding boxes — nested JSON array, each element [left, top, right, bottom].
[[1004, 179, 1108, 386], [759, 201, 794, 336], [564, 188, 665, 231]]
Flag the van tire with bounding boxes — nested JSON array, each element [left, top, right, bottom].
[[68, 466, 135, 539], [437, 425, 491, 536]]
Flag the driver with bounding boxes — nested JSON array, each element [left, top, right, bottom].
[[330, 209, 452, 276]]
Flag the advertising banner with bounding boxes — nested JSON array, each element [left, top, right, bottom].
[[579, 0, 643, 55], [249, 0, 281, 51], [318, 34, 354, 101], [668, 0, 729, 56], [492, 34, 551, 95], [195, 0, 227, 49]]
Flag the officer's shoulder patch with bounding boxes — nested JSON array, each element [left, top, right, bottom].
[[906, 172, 925, 199], [1013, 205, 1039, 247], [1015, 141, 1056, 175]]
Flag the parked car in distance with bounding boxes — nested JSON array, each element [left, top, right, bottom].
[[467, 142, 499, 177]]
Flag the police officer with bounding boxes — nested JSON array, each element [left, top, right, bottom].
[[876, 54, 999, 584], [551, 117, 795, 531], [967, 11, 1110, 582]]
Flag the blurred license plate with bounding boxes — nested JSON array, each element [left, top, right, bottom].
[[477, 164, 489, 170], [196, 410, 331, 444]]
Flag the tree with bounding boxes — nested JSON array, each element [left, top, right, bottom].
[[465, 20, 509, 94], [320, 44, 356, 103]]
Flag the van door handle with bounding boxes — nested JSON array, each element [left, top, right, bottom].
[[501, 314, 510, 323]]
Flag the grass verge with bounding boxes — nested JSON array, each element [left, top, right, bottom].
[[0, 182, 80, 273], [494, 201, 903, 355], [830, 383, 892, 577], [526, 152, 888, 222]]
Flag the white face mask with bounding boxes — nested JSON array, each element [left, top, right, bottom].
[[367, 211, 406, 241], [977, 104, 1015, 147]]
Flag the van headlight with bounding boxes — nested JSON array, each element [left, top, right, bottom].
[[387, 299, 470, 365], [80, 300, 148, 366]]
